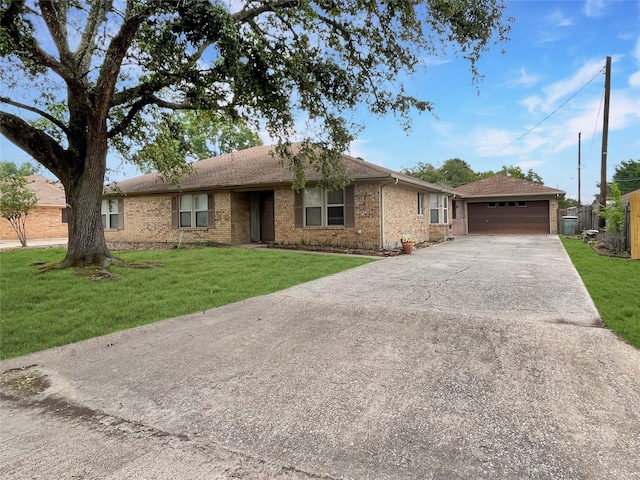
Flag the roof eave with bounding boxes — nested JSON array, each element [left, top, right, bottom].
[[106, 175, 458, 196], [459, 191, 565, 198], [385, 173, 457, 194]]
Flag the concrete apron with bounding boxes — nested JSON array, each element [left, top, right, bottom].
[[2, 235, 639, 479]]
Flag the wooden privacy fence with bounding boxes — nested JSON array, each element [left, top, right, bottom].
[[558, 205, 600, 232], [559, 200, 638, 257], [631, 192, 639, 260]]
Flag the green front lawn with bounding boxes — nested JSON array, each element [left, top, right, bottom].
[[0, 247, 375, 359], [561, 237, 640, 349]]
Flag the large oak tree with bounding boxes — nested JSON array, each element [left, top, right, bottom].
[[1, 0, 511, 267]]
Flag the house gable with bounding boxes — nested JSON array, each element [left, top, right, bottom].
[[452, 175, 565, 235]]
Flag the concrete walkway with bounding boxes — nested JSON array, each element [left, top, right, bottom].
[[2, 236, 639, 479], [0, 237, 67, 249]]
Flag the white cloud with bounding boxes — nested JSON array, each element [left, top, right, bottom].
[[473, 126, 548, 158], [630, 36, 640, 88], [347, 139, 394, 167], [548, 8, 574, 27], [520, 95, 542, 114], [609, 89, 640, 130], [505, 68, 543, 88], [583, 0, 608, 18], [517, 160, 545, 170], [421, 56, 452, 68], [530, 58, 605, 114], [487, 84, 639, 164]]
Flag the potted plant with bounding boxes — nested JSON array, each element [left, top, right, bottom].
[[401, 236, 415, 254]]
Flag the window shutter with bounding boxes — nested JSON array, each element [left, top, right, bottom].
[[208, 194, 215, 228], [294, 190, 303, 228], [117, 198, 124, 230], [344, 184, 355, 228], [171, 196, 179, 228]]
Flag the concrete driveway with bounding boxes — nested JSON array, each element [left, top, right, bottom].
[[2, 235, 639, 479]]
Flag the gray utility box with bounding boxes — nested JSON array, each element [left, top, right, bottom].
[[562, 216, 579, 235]]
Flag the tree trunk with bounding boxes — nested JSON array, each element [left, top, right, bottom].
[[62, 130, 116, 267]]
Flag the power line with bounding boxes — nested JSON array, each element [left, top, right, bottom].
[[585, 83, 605, 169], [483, 65, 605, 159]]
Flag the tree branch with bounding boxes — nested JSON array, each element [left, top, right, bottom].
[[0, 111, 68, 180], [94, 1, 148, 117], [39, 1, 73, 66], [73, 0, 113, 74], [0, 97, 71, 136], [110, 36, 212, 109], [107, 95, 196, 139], [232, 0, 299, 23]]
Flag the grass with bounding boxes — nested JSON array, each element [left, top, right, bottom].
[[0, 247, 375, 359], [561, 237, 640, 349]]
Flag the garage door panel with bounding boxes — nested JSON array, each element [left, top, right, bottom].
[[468, 201, 549, 234]]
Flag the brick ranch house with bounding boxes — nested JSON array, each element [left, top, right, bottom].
[[103, 145, 455, 249], [0, 174, 67, 240], [450, 175, 565, 235]]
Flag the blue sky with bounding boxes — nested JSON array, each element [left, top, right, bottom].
[[1, 0, 639, 203], [347, 0, 640, 202]]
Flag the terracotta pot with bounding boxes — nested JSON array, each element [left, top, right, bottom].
[[402, 242, 415, 254]]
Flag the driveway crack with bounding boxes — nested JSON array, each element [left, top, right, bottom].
[[1, 390, 337, 479]]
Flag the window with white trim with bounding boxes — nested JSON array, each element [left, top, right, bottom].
[[427, 194, 449, 224], [179, 194, 209, 228], [417, 192, 425, 215], [442, 195, 449, 223], [429, 193, 439, 223], [304, 187, 345, 226], [101, 199, 119, 229]]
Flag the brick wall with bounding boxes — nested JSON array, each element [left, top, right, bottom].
[[0, 206, 67, 240], [104, 192, 234, 245], [103, 183, 451, 249], [275, 183, 382, 248], [230, 192, 251, 244], [549, 198, 559, 234], [382, 185, 450, 248]]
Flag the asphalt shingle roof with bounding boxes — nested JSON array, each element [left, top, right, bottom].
[[25, 175, 66, 206], [452, 175, 565, 197], [107, 145, 451, 195]]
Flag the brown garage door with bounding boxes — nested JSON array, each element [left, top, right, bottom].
[[468, 200, 550, 234]]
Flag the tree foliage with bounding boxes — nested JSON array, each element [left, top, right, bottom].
[[0, 161, 39, 247], [0, 160, 38, 177], [558, 197, 580, 209], [0, 0, 512, 266], [599, 182, 624, 233], [403, 160, 543, 187], [130, 111, 262, 182], [499, 165, 543, 183], [612, 159, 640, 195]]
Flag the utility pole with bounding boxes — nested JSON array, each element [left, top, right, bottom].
[[578, 131, 581, 206], [599, 56, 611, 229]]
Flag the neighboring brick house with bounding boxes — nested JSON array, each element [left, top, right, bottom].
[[0, 174, 67, 240], [103, 145, 455, 249], [450, 175, 565, 235]]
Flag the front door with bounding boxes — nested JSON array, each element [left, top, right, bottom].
[[451, 199, 466, 235], [259, 191, 275, 242]]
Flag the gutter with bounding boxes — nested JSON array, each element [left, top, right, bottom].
[[460, 191, 565, 199]]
